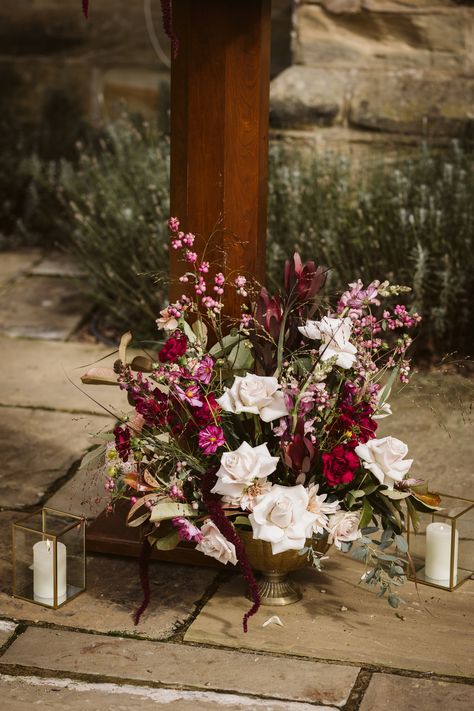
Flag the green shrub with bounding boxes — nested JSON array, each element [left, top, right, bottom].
[[267, 143, 474, 358], [56, 121, 170, 338], [11, 122, 473, 357]]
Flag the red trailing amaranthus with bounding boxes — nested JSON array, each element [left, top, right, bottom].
[[81, 1, 179, 59], [201, 469, 261, 633], [160, 0, 179, 59]]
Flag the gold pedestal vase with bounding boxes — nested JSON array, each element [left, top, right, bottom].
[[239, 530, 329, 606]]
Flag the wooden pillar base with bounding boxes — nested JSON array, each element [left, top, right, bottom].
[[86, 505, 223, 568]]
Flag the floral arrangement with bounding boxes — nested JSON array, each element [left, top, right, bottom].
[[84, 217, 440, 630]]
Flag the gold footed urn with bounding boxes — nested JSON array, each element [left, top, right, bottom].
[[239, 530, 329, 606]]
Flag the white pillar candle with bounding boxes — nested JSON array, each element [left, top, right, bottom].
[[425, 522, 458, 586], [33, 539, 67, 605]]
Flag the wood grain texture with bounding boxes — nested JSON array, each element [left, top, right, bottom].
[[170, 0, 271, 321], [87, 1, 272, 559]]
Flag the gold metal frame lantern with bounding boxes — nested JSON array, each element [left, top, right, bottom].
[[12, 507, 86, 608], [406, 494, 474, 591]]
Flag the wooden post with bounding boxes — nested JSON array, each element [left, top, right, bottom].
[[86, 0, 272, 558], [170, 0, 271, 318]]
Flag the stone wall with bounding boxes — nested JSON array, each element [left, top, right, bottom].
[[270, 0, 474, 149], [0, 0, 292, 154]]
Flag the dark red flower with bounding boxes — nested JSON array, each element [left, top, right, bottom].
[[284, 252, 326, 303], [322, 444, 359, 487], [254, 287, 283, 340], [114, 425, 131, 461], [191, 393, 221, 427], [158, 333, 187, 363], [283, 420, 317, 475], [341, 402, 377, 444]]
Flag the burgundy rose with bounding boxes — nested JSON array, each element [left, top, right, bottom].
[[114, 425, 131, 461], [158, 333, 187, 363], [322, 444, 359, 487]]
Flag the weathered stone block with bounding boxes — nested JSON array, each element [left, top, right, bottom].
[[270, 66, 348, 127], [360, 674, 474, 711], [0, 275, 91, 340], [0, 408, 111, 508], [295, 4, 466, 69], [350, 72, 474, 135], [2, 627, 359, 706]]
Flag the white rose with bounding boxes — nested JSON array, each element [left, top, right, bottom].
[[327, 511, 361, 550], [298, 316, 357, 369], [217, 374, 289, 423], [211, 442, 279, 500], [249, 484, 317, 554], [195, 520, 237, 565], [355, 436, 413, 490]]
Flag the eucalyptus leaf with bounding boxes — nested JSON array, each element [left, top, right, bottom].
[[391, 565, 406, 576], [127, 512, 150, 528], [352, 546, 369, 562], [192, 319, 208, 345], [154, 531, 180, 550], [150, 501, 196, 522], [182, 320, 197, 343], [209, 333, 242, 357], [388, 594, 400, 608], [381, 489, 411, 500], [79, 444, 106, 471], [228, 340, 254, 371], [359, 498, 374, 529], [234, 516, 251, 528], [350, 489, 367, 499], [394, 534, 408, 553], [379, 364, 399, 407]]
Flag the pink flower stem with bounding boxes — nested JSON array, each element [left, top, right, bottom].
[[133, 537, 152, 626], [202, 469, 261, 633]]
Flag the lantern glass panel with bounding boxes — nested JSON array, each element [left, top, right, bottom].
[[407, 494, 474, 590], [12, 508, 86, 608]]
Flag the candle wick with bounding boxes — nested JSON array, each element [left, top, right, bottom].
[[46, 539, 51, 552]]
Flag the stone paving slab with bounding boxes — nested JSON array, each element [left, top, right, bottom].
[[46, 457, 108, 520], [1, 626, 358, 707], [185, 554, 474, 678], [29, 252, 85, 279], [378, 373, 474, 497], [0, 336, 130, 416], [0, 511, 215, 639], [0, 276, 91, 340], [0, 408, 112, 509], [0, 250, 42, 285], [0, 621, 16, 648], [0, 674, 330, 711], [359, 673, 474, 711]]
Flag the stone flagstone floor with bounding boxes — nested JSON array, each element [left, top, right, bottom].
[[0, 249, 473, 709]]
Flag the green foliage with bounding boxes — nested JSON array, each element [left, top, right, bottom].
[[267, 142, 474, 357], [57, 122, 171, 337], [3, 120, 473, 356]]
